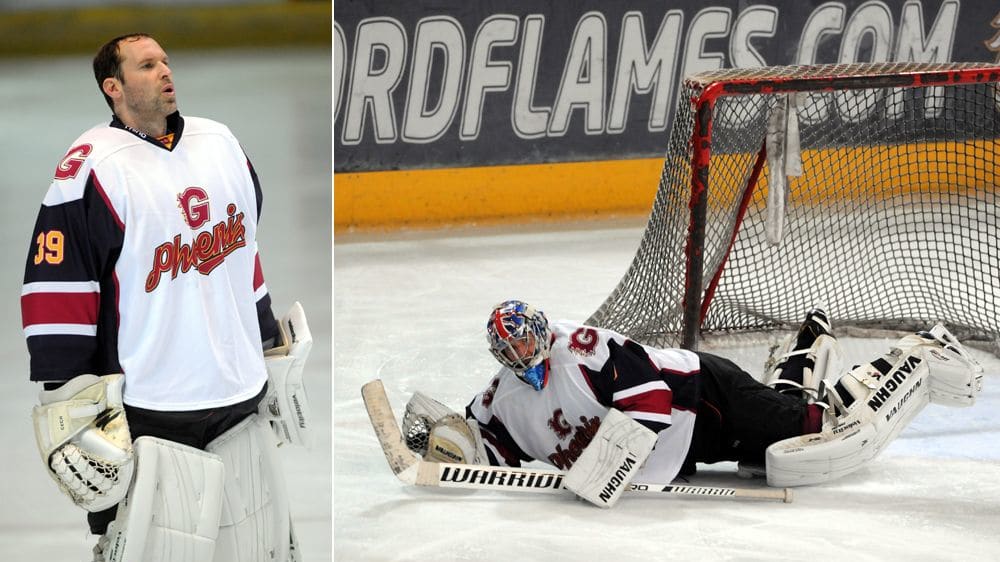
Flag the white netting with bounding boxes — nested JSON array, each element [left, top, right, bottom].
[[588, 62, 1000, 353]]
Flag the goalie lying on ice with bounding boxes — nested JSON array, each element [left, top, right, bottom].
[[402, 300, 984, 507]]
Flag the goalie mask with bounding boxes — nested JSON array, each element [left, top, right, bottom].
[[487, 300, 551, 391]]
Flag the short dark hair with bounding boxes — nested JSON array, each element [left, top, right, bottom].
[[93, 33, 152, 110]]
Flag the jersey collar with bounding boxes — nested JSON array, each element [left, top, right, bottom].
[[109, 111, 185, 151]]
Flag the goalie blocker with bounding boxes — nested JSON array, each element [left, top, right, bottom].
[[260, 301, 314, 448], [563, 408, 658, 508], [766, 325, 984, 487]]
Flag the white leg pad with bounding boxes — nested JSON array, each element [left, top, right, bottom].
[[766, 352, 930, 487], [208, 415, 291, 562], [765, 324, 985, 488], [105, 437, 225, 562]]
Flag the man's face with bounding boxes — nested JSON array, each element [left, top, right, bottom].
[[114, 37, 177, 122], [501, 334, 537, 370]]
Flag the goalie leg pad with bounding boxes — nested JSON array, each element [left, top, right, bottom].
[[260, 302, 314, 448], [208, 415, 291, 562], [33, 374, 134, 512], [563, 409, 658, 508], [104, 436, 225, 562], [766, 339, 938, 487]]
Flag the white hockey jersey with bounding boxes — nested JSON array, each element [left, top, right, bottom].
[[468, 320, 702, 483], [21, 113, 279, 410]]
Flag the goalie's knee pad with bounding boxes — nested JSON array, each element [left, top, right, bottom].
[[208, 415, 292, 562], [763, 308, 842, 403], [32, 374, 134, 512], [104, 437, 226, 562]]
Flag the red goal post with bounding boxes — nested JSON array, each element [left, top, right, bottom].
[[587, 62, 1000, 352]]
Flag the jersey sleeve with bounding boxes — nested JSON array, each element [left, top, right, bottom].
[[251, 247, 279, 345], [575, 327, 700, 434], [245, 156, 279, 345], [466, 374, 535, 467], [21, 146, 125, 382]]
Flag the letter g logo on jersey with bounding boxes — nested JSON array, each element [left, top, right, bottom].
[[54, 144, 92, 180], [177, 187, 210, 229]]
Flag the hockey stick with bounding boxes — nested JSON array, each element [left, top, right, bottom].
[[362, 379, 792, 503]]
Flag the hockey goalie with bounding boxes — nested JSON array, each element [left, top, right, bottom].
[[401, 300, 984, 507]]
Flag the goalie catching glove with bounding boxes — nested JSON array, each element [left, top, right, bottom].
[[402, 391, 486, 464], [32, 374, 134, 512]]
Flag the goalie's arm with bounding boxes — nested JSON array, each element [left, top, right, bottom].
[[465, 375, 538, 468], [399, 386, 706, 506]]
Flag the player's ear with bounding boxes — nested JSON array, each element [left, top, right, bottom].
[[102, 77, 121, 101]]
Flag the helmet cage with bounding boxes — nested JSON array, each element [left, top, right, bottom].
[[486, 301, 551, 376]]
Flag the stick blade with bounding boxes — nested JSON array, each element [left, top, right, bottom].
[[361, 379, 419, 483]]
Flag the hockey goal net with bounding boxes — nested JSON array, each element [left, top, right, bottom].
[[587, 62, 1000, 352]]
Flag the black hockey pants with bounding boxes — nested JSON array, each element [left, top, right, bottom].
[[681, 352, 808, 475]]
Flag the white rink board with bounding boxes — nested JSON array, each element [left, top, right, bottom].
[[335, 223, 1000, 562]]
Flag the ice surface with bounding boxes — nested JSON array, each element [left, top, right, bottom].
[[335, 223, 1000, 562], [0, 48, 331, 561]]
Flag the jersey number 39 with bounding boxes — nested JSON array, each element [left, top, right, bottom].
[[34, 230, 64, 265]]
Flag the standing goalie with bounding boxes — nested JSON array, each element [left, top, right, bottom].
[[22, 33, 313, 560], [403, 300, 983, 508]]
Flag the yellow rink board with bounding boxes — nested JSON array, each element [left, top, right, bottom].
[[335, 139, 998, 232], [334, 158, 664, 232]]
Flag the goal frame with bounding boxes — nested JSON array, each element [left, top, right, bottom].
[[676, 62, 1000, 350]]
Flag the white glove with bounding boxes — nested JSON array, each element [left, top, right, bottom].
[[403, 391, 485, 464], [32, 374, 135, 512], [426, 414, 484, 464]]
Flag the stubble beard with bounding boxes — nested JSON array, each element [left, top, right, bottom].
[[121, 88, 177, 136]]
